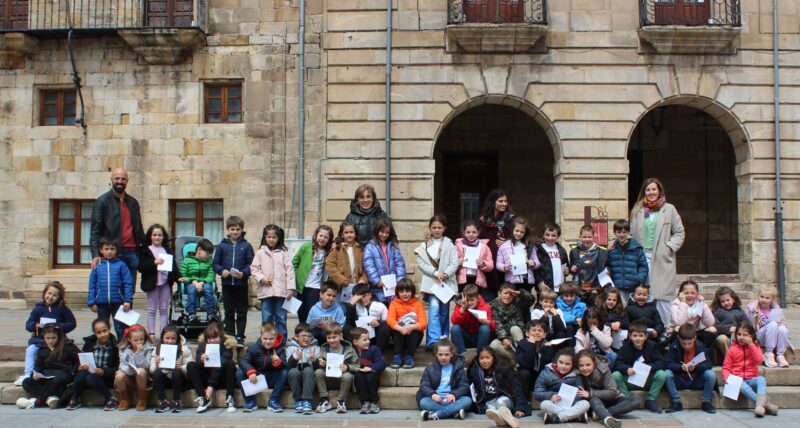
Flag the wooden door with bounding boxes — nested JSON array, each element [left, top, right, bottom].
[[147, 0, 194, 27], [463, 0, 525, 23], [441, 153, 498, 240], [654, 0, 710, 25], [1, 0, 28, 30]]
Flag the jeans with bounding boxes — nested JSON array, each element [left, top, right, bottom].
[[72, 370, 115, 401], [236, 368, 287, 402], [664, 369, 717, 403], [540, 399, 591, 422], [603, 351, 618, 368], [260, 297, 288, 338], [419, 396, 472, 419], [739, 376, 766, 402], [24, 344, 37, 376], [97, 303, 124, 340], [486, 396, 513, 411], [589, 395, 641, 419], [450, 324, 491, 355], [185, 283, 216, 316], [118, 248, 139, 286], [426, 294, 450, 348], [613, 369, 667, 401]]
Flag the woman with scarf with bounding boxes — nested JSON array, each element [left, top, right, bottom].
[[345, 184, 390, 247], [478, 189, 515, 301], [628, 178, 685, 327]]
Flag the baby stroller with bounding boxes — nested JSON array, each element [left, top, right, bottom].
[[169, 235, 222, 340]]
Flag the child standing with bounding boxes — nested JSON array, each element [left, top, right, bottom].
[[575, 349, 640, 428], [88, 236, 134, 340], [489, 283, 535, 362], [668, 280, 716, 350], [306, 281, 347, 344], [606, 220, 648, 305], [569, 224, 608, 304], [314, 323, 361, 413], [66, 319, 119, 411], [19, 281, 76, 386], [186, 322, 237, 413], [745, 284, 791, 367], [722, 321, 779, 417], [534, 348, 591, 424], [151, 325, 193, 413], [363, 218, 406, 305], [450, 284, 495, 357], [326, 221, 369, 303], [387, 278, 427, 368], [611, 321, 667, 413], [625, 283, 666, 346], [138, 224, 179, 338], [415, 215, 459, 349], [516, 320, 556, 393], [286, 322, 320, 415], [179, 239, 218, 321], [114, 324, 155, 411], [574, 308, 616, 366], [556, 283, 587, 336], [663, 324, 717, 414], [351, 326, 386, 414], [533, 222, 569, 293], [344, 284, 391, 351], [417, 338, 472, 421], [237, 322, 289, 413], [455, 220, 495, 301], [251, 224, 296, 339], [711, 286, 748, 363], [468, 346, 531, 428], [16, 324, 79, 410], [293, 225, 334, 325], [495, 217, 541, 294], [213, 216, 255, 346], [530, 290, 568, 341]]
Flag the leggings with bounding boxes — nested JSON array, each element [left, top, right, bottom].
[[186, 360, 236, 398], [147, 284, 171, 335], [152, 369, 186, 401]]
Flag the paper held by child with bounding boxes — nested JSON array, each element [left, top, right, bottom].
[[158, 344, 178, 370], [554, 383, 578, 409], [241, 374, 269, 396], [39, 317, 57, 326], [78, 352, 97, 372], [597, 269, 614, 287], [420, 275, 438, 294], [628, 361, 652, 388], [548, 338, 571, 346], [468, 309, 488, 320], [157, 254, 173, 272], [281, 297, 302, 315], [611, 330, 628, 349], [325, 352, 345, 378], [114, 307, 140, 326], [355, 316, 376, 338], [380, 274, 397, 296], [510, 252, 527, 276], [688, 352, 706, 367], [462, 246, 480, 270], [340, 284, 355, 303], [723, 374, 743, 400], [33, 371, 54, 379], [430, 283, 456, 303], [204, 344, 221, 368]]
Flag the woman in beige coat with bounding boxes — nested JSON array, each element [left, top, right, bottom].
[[629, 178, 685, 326]]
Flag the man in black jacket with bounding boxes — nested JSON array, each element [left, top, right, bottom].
[[90, 168, 145, 281]]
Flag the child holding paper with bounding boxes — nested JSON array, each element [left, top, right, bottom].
[[414, 215, 459, 349], [534, 348, 590, 424], [597, 287, 629, 351], [455, 219, 494, 299], [351, 326, 386, 414], [186, 322, 238, 413], [306, 281, 347, 345], [417, 338, 472, 421], [722, 321, 779, 417], [151, 324, 193, 413], [663, 323, 717, 414], [468, 346, 531, 428], [237, 321, 289, 412], [387, 278, 427, 369], [530, 290, 569, 342], [179, 239, 218, 322], [344, 283, 390, 350], [611, 321, 667, 413], [213, 216, 255, 347], [489, 283, 535, 362], [516, 320, 556, 393], [667, 280, 717, 350], [314, 322, 360, 413], [113, 324, 155, 411], [293, 225, 334, 326], [568, 224, 608, 305], [363, 218, 406, 305], [88, 236, 134, 340], [138, 224, 179, 338], [325, 221, 368, 301], [533, 222, 570, 293], [16, 324, 79, 410], [495, 216, 540, 295], [745, 283, 791, 368], [606, 220, 648, 305], [450, 284, 495, 357], [556, 283, 586, 337], [575, 349, 640, 428], [287, 322, 320, 414], [66, 319, 119, 411], [251, 224, 296, 338]]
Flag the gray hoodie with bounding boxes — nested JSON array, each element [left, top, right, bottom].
[[286, 337, 321, 370], [119, 341, 156, 376]]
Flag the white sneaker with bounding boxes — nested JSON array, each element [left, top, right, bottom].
[[486, 408, 508, 427], [46, 395, 60, 409], [13, 375, 27, 386], [226, 395, 237, 413], [16, 397, 35, 409]]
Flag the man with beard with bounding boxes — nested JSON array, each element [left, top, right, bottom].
[[90, 168, 145, 282]]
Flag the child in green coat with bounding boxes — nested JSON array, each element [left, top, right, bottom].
[[179, 239, 217, 320]]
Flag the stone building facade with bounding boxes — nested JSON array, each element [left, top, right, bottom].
[[0, 0, 798, 302]]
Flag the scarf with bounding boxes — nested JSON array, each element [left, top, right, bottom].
[[643, 195, 665, 217], [462, 237, 480, 247], [551, 363, 568, 379]]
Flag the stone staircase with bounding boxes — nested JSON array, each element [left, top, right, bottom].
[[676, 274, 753, 301]]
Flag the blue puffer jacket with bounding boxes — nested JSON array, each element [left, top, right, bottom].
[[363, 239, 406, 303], [25, 302, 77, 344], [556, 295, 587, 326], [87, 258, 134, 306], [606, 238, 648, 291], [212, 235, 255, 287]]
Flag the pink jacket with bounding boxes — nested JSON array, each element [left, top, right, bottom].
[[455, 238, 494, 287], [494, 240, 541, 284], [667, 299, 715, 334], [250, 246, 296, 299]]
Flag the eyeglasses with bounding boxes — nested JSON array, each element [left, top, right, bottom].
[[297, 334, 313, 339]]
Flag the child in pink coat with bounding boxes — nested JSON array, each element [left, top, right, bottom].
[[250, 225, 296, 338], [494, 217, 541, 293], [455, 220, 494, 302]]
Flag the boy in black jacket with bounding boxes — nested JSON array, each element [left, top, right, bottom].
[[625, 284, 667, 347], [236, 322, 288, 413], [212, 215, 255, 346], [663, 324, 717, 414], [611, 321, 667, 414], [534, 222, 570, 293], [516, 320, 556, 393]]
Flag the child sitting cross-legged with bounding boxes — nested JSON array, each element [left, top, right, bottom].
[[468, 346, 531, 428], [416, 338, 472, 421], [534, 348, 590, 424]]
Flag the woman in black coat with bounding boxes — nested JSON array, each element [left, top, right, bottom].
[[344, 184, 389, 246]]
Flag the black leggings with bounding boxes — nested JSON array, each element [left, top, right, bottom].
[[392, 330, 422, 357], [152, 369, 186, 401], [186, 360, 236, 398]]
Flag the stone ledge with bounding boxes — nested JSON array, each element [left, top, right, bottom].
[[0, 33, 39, 69], [638, 25, 740, 55], [118, 28, 206, 65], [446, 23, 547, 54]]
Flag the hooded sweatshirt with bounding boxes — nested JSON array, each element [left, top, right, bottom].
[[286, 336, 321, 370]]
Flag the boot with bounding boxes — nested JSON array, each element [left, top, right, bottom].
[[764, 396, 779, 416], [135, 388, 151, 411], [116, 390, 131, 411], [754, 395, 766, 417]]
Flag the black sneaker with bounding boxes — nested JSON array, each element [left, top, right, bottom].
[[665, 401, 683, 413], [701, 401, 717, 414], [171, 401, 182, 413], [103, 397, 118, 411], [65, 398, 81, 411], [455, 408, 465, 420], [644, 399, 663, 414], [155, 400, 171, 413], [544, 413, 559, 424], [577, 412, 589, 423], [236, 337, 245, 348]]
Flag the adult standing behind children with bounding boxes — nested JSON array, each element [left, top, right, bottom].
[[628, 178, 684, 326], [345, 184, 389, 246], [478, 189, 515, 300], [90, 167, 145, 282]]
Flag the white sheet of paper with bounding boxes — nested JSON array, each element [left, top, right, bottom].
[[688, 352, 706, 367], [431, 283, 456, 303], [356, 316, 376, 338], [548, 338, 570, 346], [723, 374, 743, 400], [420, 275, 438, 294], [204, 344, 221, 368], [33, 370, 54, 379], [469, 383, 478, 402], [462, 246, 479, 269], [230, 268, 240, 275], [240, 374, 269, 396], [611, 330, 628, 349], [554, 383, 578, 409], [281, 297, 302, 315], [158, 344, 178, 370], [39, 317, 57, 326], [78, 353, 97, 371], [114, 307, 140, 326], [157, 254, 173, 272], [380, 274, 397, 297], [597, 268, 614, 287], [510, 252, 527, 276], [468, 309, 488, 320], [340, 284, 355, 303], [325, 352, 345, 378], [628, 361, 652, 388]]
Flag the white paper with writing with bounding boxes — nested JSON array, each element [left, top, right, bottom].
[[356, 316, 376, 338], [325, 352, 345, 378], [723, 374, 743, 400], [381, 274, 397, 297], [510, 252, 527, 276], [597, 268, 614, 287], [40, 317, 57, 326], [468, 309, 488, 320], [158, 344, 178, 370], [431, 283, 456, 303], [281, 297, 302, 315], [339, 284, 355, 303], [688, 352, 706, 367], [241, 374, 269, 396], [628, 361, 652, 388], [114, 307, 140, 326], [78, 352, 97, 372], [554, 383, 578, 409], [462, 246, 480, 270], [204, 344, 221, 368]]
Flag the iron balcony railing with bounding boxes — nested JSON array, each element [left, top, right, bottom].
[[448, 0, 547, 25], [0, 0, 208, 34], [640, 0, 741, 27]]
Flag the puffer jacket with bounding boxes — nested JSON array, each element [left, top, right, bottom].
[[150, 335, 193, 377], [26, 302, 77, 343], [212, 234, 254, 287], [251, 246, 296, 299], [180, 255, 215, 285], [626, 300, 664, 335], [414, 237, 459, 295], [495, 240, 541, 284], [344, 200, 389, 246], [195, 334, 238, 367], [286, 337, 321, 370], [455, 238, 494, 287], [118, 342, 156, 376], [386, 296, 427, 331], [416, 357, 469, 404], [556, 296, 587, 326], [325, 242, 368, 287], [606, 238, 648, 291], [34, 340, 80, 376], [722, 340, 763, 381], [292, 242, 328, 294], [467, 361, 532, 415], [580, 363, 625, 402], [363, 239, 406, 303], [87, 257, 134, 306], [534, 363, 582, 402], [667, 299, 715, 335], [240, 333, 287, 376]]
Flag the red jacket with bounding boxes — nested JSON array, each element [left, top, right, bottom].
[[450, 296, 496, 334], [722, 341, 763, 381]]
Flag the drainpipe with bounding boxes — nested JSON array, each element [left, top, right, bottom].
[[384, 0, 392, 216], [772, 0, 786, 306], [298, 0, 306, 238]]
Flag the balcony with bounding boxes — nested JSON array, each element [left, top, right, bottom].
[[0, 0, 208, 65], [638, 0, 741, 55], [446, 0, 548, 53]]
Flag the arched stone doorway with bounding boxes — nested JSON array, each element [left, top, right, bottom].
[[434, 103, 556, 239]]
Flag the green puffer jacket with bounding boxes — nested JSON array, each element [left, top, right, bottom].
[[180, 256, 215, 284]]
